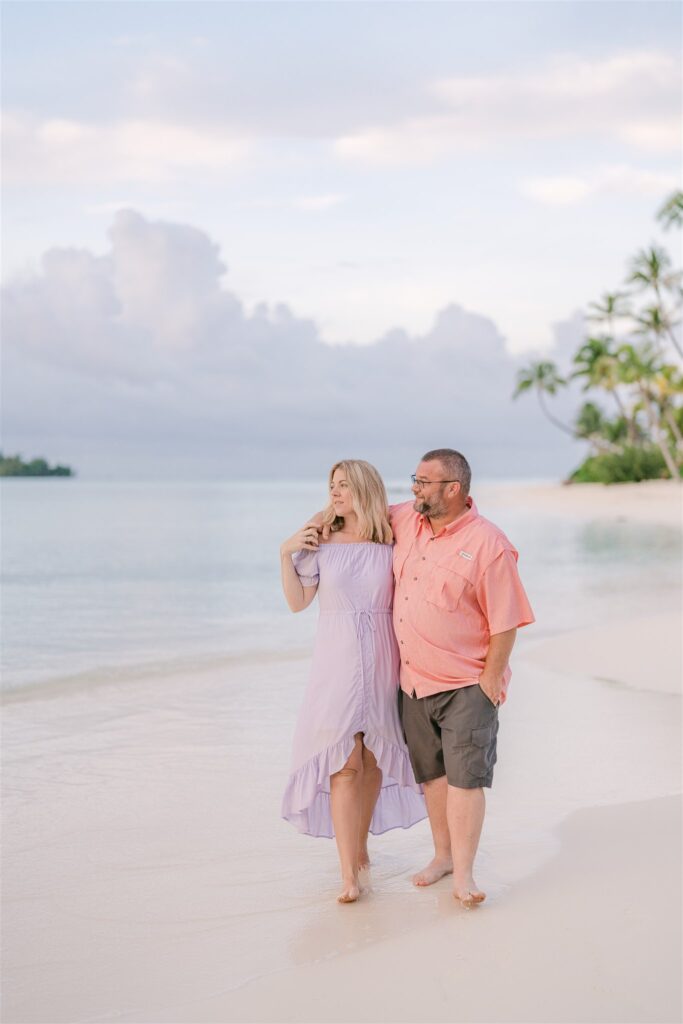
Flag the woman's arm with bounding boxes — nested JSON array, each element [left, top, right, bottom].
[[280, 524, 320, 612]]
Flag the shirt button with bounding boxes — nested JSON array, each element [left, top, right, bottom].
[[413, 576, 418, 581], [404, 596, 408, 601], [422, 556, 426, 560], [406, 660, 410, 665], [400, 640, 404, 645], [399, 618, 403, 622]]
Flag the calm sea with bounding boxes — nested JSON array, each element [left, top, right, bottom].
[[1, 479, 680, 695]]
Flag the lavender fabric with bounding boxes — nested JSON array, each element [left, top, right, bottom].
[[281, 542, 426, 838]]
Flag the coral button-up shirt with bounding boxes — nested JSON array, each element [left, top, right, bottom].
[[390, 499, 534, 701]]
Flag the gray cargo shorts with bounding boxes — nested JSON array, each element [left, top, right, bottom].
[[398, 683, 499, 789]]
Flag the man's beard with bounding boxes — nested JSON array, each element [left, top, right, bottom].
[[413, 495, 447, 517]]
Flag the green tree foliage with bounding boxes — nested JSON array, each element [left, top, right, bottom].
[[569, 447, 670, 484], [514, 192, 682, 483], [513, 361, 572, 435], [657, 191, 683, 232], [0, 453, 73, 477]]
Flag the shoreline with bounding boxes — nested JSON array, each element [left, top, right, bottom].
[[2, 478, 679, 705], [0, 645, 312, 707], [523, 610, 682, 696]]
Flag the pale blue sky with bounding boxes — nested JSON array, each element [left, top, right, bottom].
[[1, 2, 681, 477]]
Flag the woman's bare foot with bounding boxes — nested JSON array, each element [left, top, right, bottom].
[[357, 847, 371, 871], [337, 876, 361, 903], [412, 856, 453, 887], [453, 875, 486, 908]]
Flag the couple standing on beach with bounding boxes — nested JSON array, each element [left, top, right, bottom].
[[280, 449, 534, 905]]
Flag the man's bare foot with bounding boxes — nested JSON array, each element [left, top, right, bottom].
[[357, 847, 371, 871], [337, 877, 360, 903], [412, 857, 453, 887], [453, 877, 486, 908]]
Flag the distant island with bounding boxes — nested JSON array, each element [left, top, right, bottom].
[[0, 453, 74, 477]]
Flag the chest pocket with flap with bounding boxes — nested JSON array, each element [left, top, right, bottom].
[[423, 561, 471, 612]]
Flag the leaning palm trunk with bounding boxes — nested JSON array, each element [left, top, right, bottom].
[[638, 387, 680, 479], [610, 388, 627, 419], [663, 407, 683, 457], [666, 329, 683, 360], [651, 283, 683, 359], [610, 387, 639, 444], [537, 390, 576, 437]]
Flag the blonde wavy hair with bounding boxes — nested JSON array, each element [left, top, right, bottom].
[[323, 460, 393, 544]]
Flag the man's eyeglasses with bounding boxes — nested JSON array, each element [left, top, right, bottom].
[[411, 475, 459, 488]]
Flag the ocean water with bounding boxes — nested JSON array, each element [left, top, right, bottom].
[[1, 478, 680, 695]]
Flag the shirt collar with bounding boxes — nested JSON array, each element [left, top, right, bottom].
[[419, 497, 478, 537]]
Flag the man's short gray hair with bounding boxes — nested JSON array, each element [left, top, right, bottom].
[[421, 448, 472, 496]]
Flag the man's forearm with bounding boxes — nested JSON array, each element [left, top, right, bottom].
[[479, 628, 517, 702]]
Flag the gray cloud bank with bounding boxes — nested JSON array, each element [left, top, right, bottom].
[[2, 210, 583, 480]]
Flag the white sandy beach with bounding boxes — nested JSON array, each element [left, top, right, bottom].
[[480, 478, 682, 527], [2, 482, 681, 1024]]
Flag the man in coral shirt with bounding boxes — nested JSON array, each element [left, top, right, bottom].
[[391, 448, 534, 907]]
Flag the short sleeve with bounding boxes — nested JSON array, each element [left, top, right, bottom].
[[292, 548, 320, 587], [476, 549, 535, 635], [388, 501, 412, 539]]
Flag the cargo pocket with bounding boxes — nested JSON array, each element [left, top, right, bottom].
[[466, 725, 497, 780]]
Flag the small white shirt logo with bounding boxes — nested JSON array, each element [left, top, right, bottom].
[[459, 550, 473, 560]]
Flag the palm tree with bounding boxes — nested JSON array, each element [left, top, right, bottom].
[[586, 292, 631, 334], [632, 304, 682, 360], [616, 343, 680, 479], [628, 245, 679, 296], [574, 402, 624, 454], [657, 191, 683, 232], [572, 337, 637, 441], [513, 361, 574, 435], [650, 363, 683, 456], [628, 246, 683, 357]]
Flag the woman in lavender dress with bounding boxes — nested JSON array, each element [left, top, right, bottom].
[[280, 460, 425, 903]]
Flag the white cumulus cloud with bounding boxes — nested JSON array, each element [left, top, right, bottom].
[[1, 210, 583, 478], [335, 50, 681, 165], [2, 112, 252, 185], [294, 194, 346, 212], [520, 165, 680, 205]]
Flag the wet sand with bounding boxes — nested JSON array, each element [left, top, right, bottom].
[[173, 795, 682, 1024], [2, 481, 681, 1023]]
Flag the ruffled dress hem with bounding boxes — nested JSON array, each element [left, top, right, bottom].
[[281, 730, 427, 839]]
